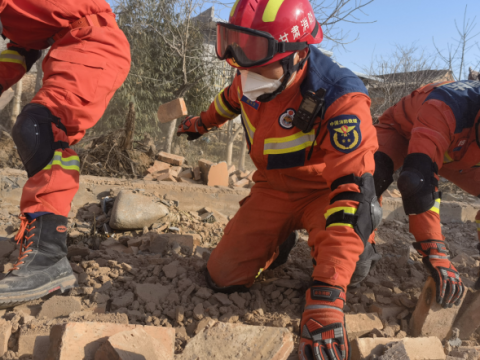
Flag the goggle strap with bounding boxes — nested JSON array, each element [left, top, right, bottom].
[[277, 41, 308, 53]]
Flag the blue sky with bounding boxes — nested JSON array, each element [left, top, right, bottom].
[[109, 0, 480, 79]]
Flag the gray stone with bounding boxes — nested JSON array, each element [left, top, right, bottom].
[[109, 190, 169, 230], [135, 283, 170, 304], [111, 291, 134, 310], [162, 261, 179, 279], [37, 296, 82, 319]]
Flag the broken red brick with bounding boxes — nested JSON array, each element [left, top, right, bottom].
[[157, 98, 188, 124], [453, 288, 480, 339], [47, 322, 174, 360], [157, 152, 185, 166], [410, 277, 464, 340], [198, 159, 229, 187], [147, 160, 171, 174]]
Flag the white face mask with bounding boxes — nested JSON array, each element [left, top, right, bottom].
[[240, 69, 297, 102]]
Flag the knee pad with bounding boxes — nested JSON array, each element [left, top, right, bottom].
[[12, 104, 69, 178], [329, 173, 383, 245], [397, 153, 440, 215], [373, 151, 394, 197]]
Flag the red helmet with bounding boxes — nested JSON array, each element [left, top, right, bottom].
[[217, 0, 323, 69]]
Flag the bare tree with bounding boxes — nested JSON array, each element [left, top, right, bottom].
[[34, 50, 45, 94], [8, 79, 23, 131], [433, 5, 480, 81], [364, 45, 446, 122], [238, 131, 247, 172]]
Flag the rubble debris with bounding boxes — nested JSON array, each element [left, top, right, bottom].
[[0, 319, 11, 357], [37, 296, 82, 319], [47, 322, 175, 360], [18, 326, 50, 358], [452, 289, 480, 339], [351, 337, 446, 360], [157, 152, 185, 167], [177, 322, 293, 360], [410, 277, 464, 340], [378, 342, 409, 360], [109, 190, 169, 230], [94, 327, 173, 360], [345, 313, 383, 340], [198, 159, 229, 187]]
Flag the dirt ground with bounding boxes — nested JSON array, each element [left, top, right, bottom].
[[0, 175, 477, 359]]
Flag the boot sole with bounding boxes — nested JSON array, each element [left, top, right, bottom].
[[0, 274, 77, 309]]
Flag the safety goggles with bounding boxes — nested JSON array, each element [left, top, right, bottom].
[[216, 23, 308, 68]]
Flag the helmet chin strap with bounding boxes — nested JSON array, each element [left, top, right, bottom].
[[257, 50, 310, 103]]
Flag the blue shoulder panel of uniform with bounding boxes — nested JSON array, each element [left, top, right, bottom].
[[425, 80, 480, 133], [300, 46, 369, 113]]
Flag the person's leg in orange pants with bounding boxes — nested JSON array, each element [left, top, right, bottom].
[[0, 19, 131, 307], [207, 185, 302, 288], [21, 22, 131, 217]]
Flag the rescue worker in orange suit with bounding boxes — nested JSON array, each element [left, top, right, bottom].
[[371, 80, 480, 308], [0, 1, 131, 306], [177, 0, 381, 358]]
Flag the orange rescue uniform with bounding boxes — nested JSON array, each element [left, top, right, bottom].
[[375, 80, 480, 242], [0, 0, 131, 216], [202, 46, 378, 290]]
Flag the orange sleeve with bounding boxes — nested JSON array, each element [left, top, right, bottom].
[[200, 74, 242, 129], [321, 92, 378, 191], [0, 42, 29, 93]]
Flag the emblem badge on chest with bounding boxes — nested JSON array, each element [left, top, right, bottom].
[[279, 109, 296, 129]]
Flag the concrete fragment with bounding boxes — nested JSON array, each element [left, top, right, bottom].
[[0, 319, 11, 357], [157, 151, 185, 166], [163, 261, 179, 279], [345, 313, 383, 340], [193, 303, 204, 321], [351, 337, 446, 360], [47, 322, 175, 360], [178, 169, 193, 179], [453, 288, 480, 339], [155, 169, 178, 182], [378, 342, 410, 360], [213, 293, 233, 306], [150, 233, 200, 255], [37, 296, 82, 319], [157, 98, 188, 124], [229, 292, 246, 309], [111, 291, 134, 310], [368, 303, 405, 321], [410, 277, 464, 340], [198, 159, 229, 187], [135, 283, 170, 304], [193, 167, 201, 181], [94, 327, 172, 360], [18, 326, 50, 358], [109, 190, 169, 230], [178, 322, 293, 360]]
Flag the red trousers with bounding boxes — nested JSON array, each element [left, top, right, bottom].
[[376, 101, 480, 242], [207, 184, 365, 289], [20, 16, 131, 216]]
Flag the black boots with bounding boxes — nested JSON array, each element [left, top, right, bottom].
[[0, 214, 77, 307]]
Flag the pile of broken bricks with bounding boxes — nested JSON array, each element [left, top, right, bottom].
[[143, 151, 255, 189], [0, 179, 479, 358]]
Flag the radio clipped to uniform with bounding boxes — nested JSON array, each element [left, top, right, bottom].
[[292, 88, 326, 133]]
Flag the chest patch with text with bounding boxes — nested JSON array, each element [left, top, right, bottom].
[[327, 115, 362, 153]]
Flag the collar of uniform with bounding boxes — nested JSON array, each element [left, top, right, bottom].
[[272, 58, 309, 103]]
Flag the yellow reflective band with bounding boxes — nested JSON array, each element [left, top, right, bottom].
[[476, 220, 480, 230], [230, 0, 242, 18], [0, 50, 26, 71], [238, 89, 256, 145], [327, 223, 354, 229], [263, 129, 317, 155], [262, 0, 286, 23], [443, 152, 454, 164], [214, 90, 236, 119], [429, 198, 441, 214], [324, 206, 357, 220], [43, 151, 80, 172], [255, 268, 264, 279]]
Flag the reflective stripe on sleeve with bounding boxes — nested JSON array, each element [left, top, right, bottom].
[[43, 151, 80, 172], [214, 90, 237, 119], [263, 129, 317, 155], [239, 99, 256, 145], [0, 50, 26, 71], [429, 198, 441, 214], [325, 206, 357, 229], [476, 220, 480, 231]]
